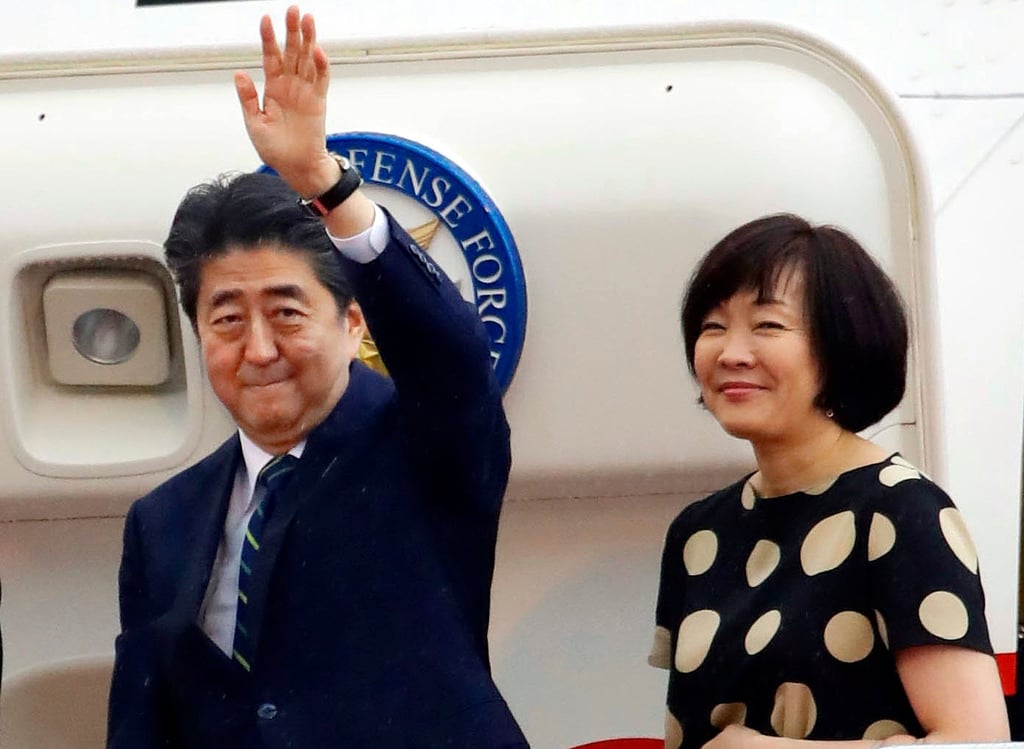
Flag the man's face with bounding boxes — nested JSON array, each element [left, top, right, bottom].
[[195, 245, 364, 453]]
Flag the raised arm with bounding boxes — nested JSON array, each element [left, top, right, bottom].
[[233, 6, 508, 512], [233, 5, 374, 238]]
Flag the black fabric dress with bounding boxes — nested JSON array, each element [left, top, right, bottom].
[[650, 454, 992, 749]]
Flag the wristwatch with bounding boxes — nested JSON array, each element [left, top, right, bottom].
[[298, 153, 363, 217]]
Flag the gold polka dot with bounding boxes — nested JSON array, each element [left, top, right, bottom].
[[800, 511, 856, 575], [746, 539, 781, 587], [939, 508, 979, 574], [862, 719, 909, 740], [745, 610, 782, 655], [879, 465, 921, 486], [648, 625, 672, 669], [770, 682, 817, 738], [665, 708, 684, 749], [683, 530, 718, 576], [867, 513, 896, 561], [874, 610, 890, 649], [804, 476, 837, 495], [676, 609, 720, 673], [824, 611, 875, 663], [741, 480, 757, 510], [710, 702, 748, 729], [919, 591, 969, 640]]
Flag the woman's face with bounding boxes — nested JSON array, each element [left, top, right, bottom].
[[693, 273, 826, 445]]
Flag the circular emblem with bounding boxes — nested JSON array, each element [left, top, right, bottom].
[[291, 132, 527, 392]]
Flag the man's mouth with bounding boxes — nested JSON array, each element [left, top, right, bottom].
[[247, 378, 288, 388], [238, 365, 294, 388]]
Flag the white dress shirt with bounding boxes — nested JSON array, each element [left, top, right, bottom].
[[198, 204, 389, 655]]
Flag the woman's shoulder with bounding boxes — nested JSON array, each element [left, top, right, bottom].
[[664, 475, 750, 539], [842, 453, 956, 508]]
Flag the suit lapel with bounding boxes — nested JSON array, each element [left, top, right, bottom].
[[240, 362, 392, 660], [171, 435, 242, 622]]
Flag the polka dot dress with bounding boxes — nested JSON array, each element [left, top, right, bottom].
[[649, 454, 991, 749]]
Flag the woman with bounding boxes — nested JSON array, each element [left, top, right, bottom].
[[649, 214, 1009, 749]]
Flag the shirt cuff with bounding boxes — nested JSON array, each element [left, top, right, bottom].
[[326, 203, 390, 264]]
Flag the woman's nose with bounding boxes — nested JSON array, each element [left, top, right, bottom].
[[717, 328, 756, 367]]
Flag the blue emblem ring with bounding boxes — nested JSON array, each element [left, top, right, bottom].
[[264, 132, 527, 392]]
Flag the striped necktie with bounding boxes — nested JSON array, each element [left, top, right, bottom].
[[232, 453, 298, 672]]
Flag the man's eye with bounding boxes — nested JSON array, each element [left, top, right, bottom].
[[275, 308, 303, 319], [212, 314, 242, 326]]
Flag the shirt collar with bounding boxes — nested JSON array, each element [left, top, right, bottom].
[[238, 431, 305, 499]]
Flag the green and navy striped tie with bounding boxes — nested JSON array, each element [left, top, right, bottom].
[[232, 453, 298, 672]]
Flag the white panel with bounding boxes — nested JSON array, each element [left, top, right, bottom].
[[0, 34, 932, 516], [899, 98, 1024, 208], [0, 655, 113, 749], [0, 518, 122, 677], [928, 115, 1024, 655], [3, 1, 1023, 95], [491, 494, 693, 747]]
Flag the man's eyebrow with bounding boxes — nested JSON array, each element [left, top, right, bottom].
[[209, 289, 242, 309], [207, 284, 310, 309], [263, 284, 310, 304]]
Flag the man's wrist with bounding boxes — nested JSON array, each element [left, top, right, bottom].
[[298, 153, 363, 218], [295, 153, 344, 200], [322, 191, 377, 238]]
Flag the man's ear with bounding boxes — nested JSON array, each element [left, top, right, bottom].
[[344, 300, 366, 341]]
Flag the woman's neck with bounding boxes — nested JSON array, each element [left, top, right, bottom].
[[750, 421, 887, 498]]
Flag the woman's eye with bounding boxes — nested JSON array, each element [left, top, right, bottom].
[[755, 320, 786, 331], [700, 321, 725, 333]]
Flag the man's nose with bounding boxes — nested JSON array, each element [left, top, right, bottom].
[[717, 328, 756, 367], [244, 317, 279, 364]]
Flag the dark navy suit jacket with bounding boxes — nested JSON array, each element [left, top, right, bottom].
[[107, 214, 527, 749]]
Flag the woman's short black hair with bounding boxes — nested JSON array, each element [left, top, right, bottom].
[[680, 213, 909, 433], [164, 170, 354, 328]]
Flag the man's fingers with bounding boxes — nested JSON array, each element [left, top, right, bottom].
[[298, 13, 317, 82], [282, 5, 302, 74], [313, 46, 331, 97], [300, 13, 316, 59], [259, 15, 283, 79], [234, 71, 262, 122]]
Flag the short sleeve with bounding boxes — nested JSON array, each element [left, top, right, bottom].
[[650, 519, 686, 670], [867, 466, 992, 655]]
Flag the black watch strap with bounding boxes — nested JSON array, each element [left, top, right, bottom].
[[299, 153, 363, 217]]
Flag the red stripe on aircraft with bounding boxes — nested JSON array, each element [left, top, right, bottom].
[[997, 651, 1017, 695]]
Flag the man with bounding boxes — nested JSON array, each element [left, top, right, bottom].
[[106, 7, 527, 748]]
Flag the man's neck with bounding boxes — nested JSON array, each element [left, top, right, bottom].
[[238, 430, 306, 495]]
